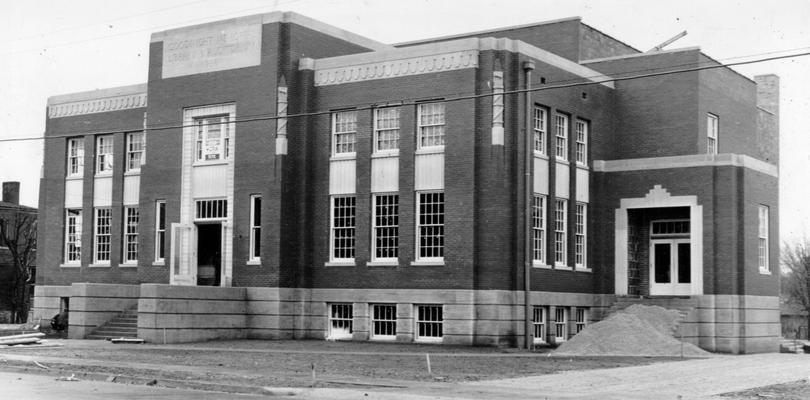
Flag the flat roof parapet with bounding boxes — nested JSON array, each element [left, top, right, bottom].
[[47, 83, 147, 119]]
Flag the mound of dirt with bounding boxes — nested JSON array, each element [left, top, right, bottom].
[[554, 307, 708, 357], [619, 304, 682, 336]]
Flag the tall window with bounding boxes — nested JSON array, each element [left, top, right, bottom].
[[64, 209, 82, 264], [533, 107, 546, 154], [330, 196, 356, 262], [415, 305, 443, 342], [126, 132, 145, 171], [575, 203, 587, 269], [575, 120, 588, 165], [155, 201, 166, 263], [96, 135, 113, 174], [195, 115, 230, 161], [575, 308, 588, 334], [554, 199, 567, 266], [373, 194, 398, 261], [94, 208, 112, 264], [417, 191, 444, 261], [707, 113, 718, 155], [123, 207, 139, 264], [374, 107, 400, 153], [759, 205, 769, 273], [371, 304, 396, 340], [67, 138, 84, 177], [554, 307, 568, 342], [531, 195, 546, 264], [532, 306, 547, 344], [555, 114, 568, 160], [417, 102, 445, 149], [328, 303, 353, 339], [332, 111, 357, 155], [250, 195, 261, 261]]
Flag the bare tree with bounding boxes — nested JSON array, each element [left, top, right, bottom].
[[782, 239, 810, 336], [0, 211, 37, 323]]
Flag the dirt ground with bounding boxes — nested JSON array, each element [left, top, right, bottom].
[[0, 339, 687, 388], [717, 380, 810, 400]]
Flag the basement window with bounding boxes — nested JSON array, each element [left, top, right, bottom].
[[371, 304, 396, 340], [554, 307, 568, 343], [575, 308, 588, 334], [415, 305, 443, 342], [328, 303, 353, 340], [532, 306, 547, 344]]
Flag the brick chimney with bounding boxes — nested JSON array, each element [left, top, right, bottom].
[[2, 181, 20, 205]]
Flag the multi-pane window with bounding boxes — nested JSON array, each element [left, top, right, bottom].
[[415, 305, 443, 341], [554, 307, 568, 342], [332, 111, 357, 155], [575, 308, 588, 334], [195, 199, 227, 220], [126, 132, 145, 171], [250, 195, 261, 261], [94, 208, 112, 263], [331, 196, 356, 262], [67, 138, 84, 177], [555, 114, 568, 160], [64, 209, 82, 264], [531, 195, 546, 264], [575, 120, 588, 165], [417, 102, 445, 149], [96, 135, 113, 174], [707, 113, 718, 155], [533, 107, 546, 154], [532, 306, 547, 344], [123, 207, 139, 264], [374, 107, 400, 152], [328, 303, 353, 339], [195, 115, 230, 161], [554, 199, 567, 266], [575, 203, 587, 269], [371, 304, 397, 340], [373, 194, 398, 261], [759, 205, 769, 273], [155, 201, 166, 262], [417, 192, 444, 261]]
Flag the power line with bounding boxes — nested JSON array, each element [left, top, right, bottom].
[[0, 50, 806, 144]]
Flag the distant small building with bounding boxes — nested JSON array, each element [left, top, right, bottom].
[[0, 182, 37, 323], [781, 302, 808, 339]]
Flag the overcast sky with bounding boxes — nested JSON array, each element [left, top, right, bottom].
[[1, 0, 808, 243]]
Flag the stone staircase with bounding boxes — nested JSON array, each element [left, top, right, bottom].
[[780, 338, 809, 354], [604, 296, 699, 340], [86, 307, 138, 340]]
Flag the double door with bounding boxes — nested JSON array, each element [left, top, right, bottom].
[[650, 239, 691, 295]]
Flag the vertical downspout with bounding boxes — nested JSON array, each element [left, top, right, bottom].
[[523, 60, 535, 350]]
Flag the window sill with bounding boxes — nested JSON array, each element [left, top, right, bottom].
[[88, 263, 110, 268], [367, 260, 398, 267], [330, 154, 356, 161], [533, 152, 549, 160], [325, 261, 355, 267], [410, 260, 444, 267], [193, 160, 229, 167], [59, 263, 81, 268], [415, 337, 443, 343], [65, 175, 83, 181], [124, 170, 141, 176], [371, 151, 399, 159], [575, 266, 593, 273], [120, 263, 138, 268], [415, 147, 444, 155], [532, 262, 552, 269], [152, 260, 165, 266], [554, 264, 573, 271], [575, 163, 590, 171], [555, 158, 570, 165], [759, 268, 772, 275], [94, 172, 113, 178], [246, 259, 261, 266], [370, 335, 397, 341]]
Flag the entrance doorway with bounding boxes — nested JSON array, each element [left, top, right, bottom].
[[196, 223, 222, 286], [650, 239, 691, 295]]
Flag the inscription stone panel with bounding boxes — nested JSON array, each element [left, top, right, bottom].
[[162, 23, 262, 78]]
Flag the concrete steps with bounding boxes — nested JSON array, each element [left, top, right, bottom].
[[86, 308, 139, 340], [780, 339, 809, 354]]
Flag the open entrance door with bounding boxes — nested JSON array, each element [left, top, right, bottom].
[[196, 223, 222, 286]]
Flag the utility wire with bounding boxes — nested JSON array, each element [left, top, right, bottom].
[[0, 50, 806, 144]]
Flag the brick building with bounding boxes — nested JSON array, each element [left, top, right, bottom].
[[34, 12, 780, 353]]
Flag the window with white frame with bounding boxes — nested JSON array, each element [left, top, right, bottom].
[[374, 107, 400, 153], [532, 195, 546, 264], [328, 303, 353, 339], [415, 305, 443, 341], [94, 208, 112, 263], [759, 205, 769, 273], [123, 206, 139, 264], [373, 194, 398, 261], [575, 203, 587, 269], [707, 113, 718, 155], [195, 199, 227, 220], [417, 191, 444, 261], [155, 201, 166, 263], [575, 308, 588, 334], [554, 199, 567, 266], [67, 138, 84, 177], [250, 195, 261, 261], [554, 307, 568, 342], [195, 115, 230, 161], [575, 119, 588, 165], [371, 304, 397, 340], [330, 196, 356, 262], [64, 209, 82, 264], [532, 306, 547, 344], [555, 114, 568, 160], [417, 102, 445, 149], [96, 135, 113, 174], [332, 111, 357, 155], [126, 132, 145, 171], [533, 107, 546, 154]]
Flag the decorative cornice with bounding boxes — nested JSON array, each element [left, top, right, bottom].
[[47, 83, 147, 119], [593, 153, 778, 177], [314, 50, 478, 86]]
